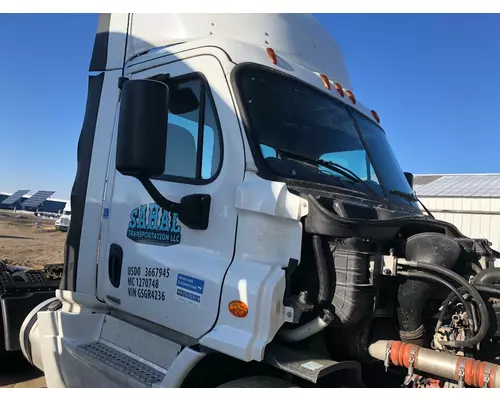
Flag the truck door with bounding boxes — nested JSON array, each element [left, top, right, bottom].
[[97, 54, 244, 339]]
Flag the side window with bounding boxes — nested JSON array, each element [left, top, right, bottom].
[[163, 76, 221, 181]]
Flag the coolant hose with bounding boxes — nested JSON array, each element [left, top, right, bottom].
[[473, 268, 500, 285], [278, 309, 334, 343], [473, 284, 500, 297], [369, 340, 500, 388], [398, 259, 489, 348], [278, 235, 335, 343], [312, 234, 330, 305]]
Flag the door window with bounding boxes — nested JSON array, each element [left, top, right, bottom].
[[161, 75, 222, 182]]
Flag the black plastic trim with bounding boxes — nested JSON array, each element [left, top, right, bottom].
[[127, 45, 237, 70], [90, 13, 111, 72], [61, 73, 105, 292], [108, 243, 123, 288]]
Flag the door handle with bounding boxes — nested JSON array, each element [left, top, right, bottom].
[[108, 243, 123, 288]]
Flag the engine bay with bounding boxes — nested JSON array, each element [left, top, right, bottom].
[[280, 190, 500, 388]]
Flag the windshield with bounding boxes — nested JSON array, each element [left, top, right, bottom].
[[235, 65, 418, 209]]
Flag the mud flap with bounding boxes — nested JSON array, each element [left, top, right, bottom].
[[264, 342, 364, 387]]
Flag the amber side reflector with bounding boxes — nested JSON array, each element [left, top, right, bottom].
[[228, 300, 249, 318], [266, 48, 277, 65], [371, 110, 381, 123], [334, 82, 344, 97], [345, 90, 356, 104], [320, 74, 331, 90]]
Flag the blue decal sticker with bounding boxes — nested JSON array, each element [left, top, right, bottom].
[[176, 289, 201, 303], [176, 274, 204, 306], [103, 208, 110, 219], [127, 203, 181, 246], [176, 274, 204, 295]]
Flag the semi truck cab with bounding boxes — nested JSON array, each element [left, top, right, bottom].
[[19, 14, 500, 389], [55, 201, 71, 232]]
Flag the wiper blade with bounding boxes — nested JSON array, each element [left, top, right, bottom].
[[390, 189, 416, 201], [390, 189, 435, 219], [276, 149, 382, 200]]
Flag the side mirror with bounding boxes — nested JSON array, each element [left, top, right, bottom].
[[116, 79, 169, 177], [404, 172, 414, 189], [114, 78, 211, 231]]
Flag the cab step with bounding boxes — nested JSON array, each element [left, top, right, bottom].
[[78, 340, 167, 386]]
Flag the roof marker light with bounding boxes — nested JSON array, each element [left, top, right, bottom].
[[345, 90, 356, 105], [320, 74, 331, 90], [371, 110, 381, 123], [266, 48, 277, 65], [334, 82, 344, 97]]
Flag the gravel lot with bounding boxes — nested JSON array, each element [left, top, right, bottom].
[[1, 210, 65, 388]]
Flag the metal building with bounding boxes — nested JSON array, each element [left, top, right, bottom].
[[414, 174, 500, 267]]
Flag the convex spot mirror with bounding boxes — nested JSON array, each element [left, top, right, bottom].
[[169, 87, 199, 115], [116, 79, 169, 178]]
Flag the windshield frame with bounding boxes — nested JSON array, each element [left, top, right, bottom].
[[230, 62, 418, 211]]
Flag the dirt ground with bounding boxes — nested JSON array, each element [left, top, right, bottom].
[[1, 210, 65, 388], [0, 210, 66, 269]]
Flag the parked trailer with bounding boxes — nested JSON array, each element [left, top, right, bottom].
[[0, 262, 62, 355]]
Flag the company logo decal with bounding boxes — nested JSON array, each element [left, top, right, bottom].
[[127, 203, 181, 245]]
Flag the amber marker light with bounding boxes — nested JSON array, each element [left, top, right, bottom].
[[228, 300, 249, 318], [319, 74, 331, 90], [334, 82, 344, 97], [266, 48, 277, 65], [345, 89, 356, 104]]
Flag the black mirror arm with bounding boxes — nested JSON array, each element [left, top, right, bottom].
[[138, 177, 211, 231]]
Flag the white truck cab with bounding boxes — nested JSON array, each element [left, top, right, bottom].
[[55, 201, 71, 231], [19, 13, 500, 389]]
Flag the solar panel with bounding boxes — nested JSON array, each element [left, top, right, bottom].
[[22, 190, 55, 209], [1, 189, 30, 205]]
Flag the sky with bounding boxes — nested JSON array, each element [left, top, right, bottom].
[[0, 13, 499, 200]]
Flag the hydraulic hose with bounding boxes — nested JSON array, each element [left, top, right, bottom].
[[397, 270, 477, 334], [397, 259, 489, 348]]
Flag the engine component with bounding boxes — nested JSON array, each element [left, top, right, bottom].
[[473, 268, 500, 285], [369, 340, 500, 388], [396, 232, 462, 344], [398, 269, 477, 334], [313, 234, 331, 306], [278, 309, 334, 342], [328, 237, 376, 327]]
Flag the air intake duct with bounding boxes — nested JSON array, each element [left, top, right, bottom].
[[397, 232, 461, 344]]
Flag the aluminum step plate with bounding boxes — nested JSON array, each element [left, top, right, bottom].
[[78, 341, 166, 386]]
